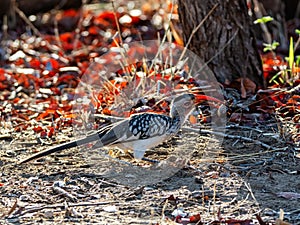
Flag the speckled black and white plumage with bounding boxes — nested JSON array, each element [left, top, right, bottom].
[[20, 93, 197, 163], [129, 113, 172, 138]]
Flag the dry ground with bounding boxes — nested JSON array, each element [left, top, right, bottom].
[[1, 120, 300, 225]]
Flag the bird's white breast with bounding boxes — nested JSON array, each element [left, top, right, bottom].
[[115, 134, 169, 159]]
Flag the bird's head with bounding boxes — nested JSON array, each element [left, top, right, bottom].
[[170, 93, 197, 123], [170, 93, 223, 124]]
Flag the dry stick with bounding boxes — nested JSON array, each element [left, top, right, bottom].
[[244, 182, 258, 203], [112, 1, 124, 49], [14, 7, 41, 37], [51, 0, 70, 49], [252, 0, 272, 45], [182, 127, 288, 151], [225, 124, 263, 133], [294, 35, 300, 53], [148, 8, 174, 73], [224, 124, 287, 144], [183, 7, 238, 80], [2, 15, 8, 40], [1, 199, 18, 219], [54, 19, 62, 49], [296, 1, 300, 18], [52, 186, 78, 202], [178, 3, 219, 63], [14, 6, 60, 53], [9, 201, 119, 218], [285, 83, 300, 94], [72, 1, 87, 54], [111, 1, 132, 77], [197, 29, 238, 76]]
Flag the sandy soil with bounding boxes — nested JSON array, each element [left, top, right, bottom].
[[1, 121, 299, 224]]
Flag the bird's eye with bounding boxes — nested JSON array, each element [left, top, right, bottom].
[[183, 101, 192, 107]]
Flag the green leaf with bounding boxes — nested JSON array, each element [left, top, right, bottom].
[[296, 55, 300, 66], [296, 29, 300, 35], [254, 16, 274, 24], [269, 71, 283, 83], [262, 41, 279, 52], [289, 37, 294, 69]]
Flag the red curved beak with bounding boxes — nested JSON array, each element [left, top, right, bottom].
[[194, 94, 223, 104], [194, 94, 224, 108]]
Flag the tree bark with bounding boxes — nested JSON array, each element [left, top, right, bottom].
[[177, 0, 264, 88]]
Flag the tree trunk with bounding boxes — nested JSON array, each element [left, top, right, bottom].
[[177, 0, 264, 88]]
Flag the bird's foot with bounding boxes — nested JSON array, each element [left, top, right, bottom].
[[141, 157, 159, 164]]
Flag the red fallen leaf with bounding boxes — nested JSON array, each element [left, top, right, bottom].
[[50, 87, 61, 95], [47, 58, 60, 70], [56, 74, 79, 87], [48, 103, 59, 110], [30, 58, 41, 69], [189, 213, 201, 223], [0, 68, 6, 81], [48, 127, 55, 138], [0, 83, 8, 90], [97, 11, 117, 21], [40, 131, 47, 138], [15, 124, 29, 132], [88, 26, 100, 35], [0, 183, 4, 186], [13, 97, 21, 104], [94, 17, 111, 28], [60, 105, 72, 112], [62, 9, 78, 18], [36, 109, 59, 120], [174, 215, 182, 223], [14, 58, 24, 66], [18, 113, 30, 121], [60, 32, 73, 42], [130, 15, 140, 24], [33, 126, 44, 133], [256, 214, 267, 225], [102, 108, 112, 115], [15, 74, 30, 88]]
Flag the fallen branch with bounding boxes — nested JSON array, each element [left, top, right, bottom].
[[52, 186, 78, 202], [182, 127, 288, 151], [9, 200, 118, 218]]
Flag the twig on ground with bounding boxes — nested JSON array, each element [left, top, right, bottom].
[[285, 83, 300, 94], [9, 201, 118, 218], [1, 199, 17, 219], [52, 186, 77, 202], [182, 127, 287, 151], [225, 124, 263, 133]]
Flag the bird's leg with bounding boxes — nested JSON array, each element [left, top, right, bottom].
[[133, 149, 146, 160]]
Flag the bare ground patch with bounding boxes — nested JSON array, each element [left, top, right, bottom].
[[0, 122, 299, 224]]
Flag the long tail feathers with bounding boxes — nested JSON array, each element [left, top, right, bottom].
[[19, 133, 101, 164]]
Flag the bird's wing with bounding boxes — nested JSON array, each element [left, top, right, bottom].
[[92, 113, 172, 148], [128, 113, 171, 139], [106, 113, 171, 144]]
